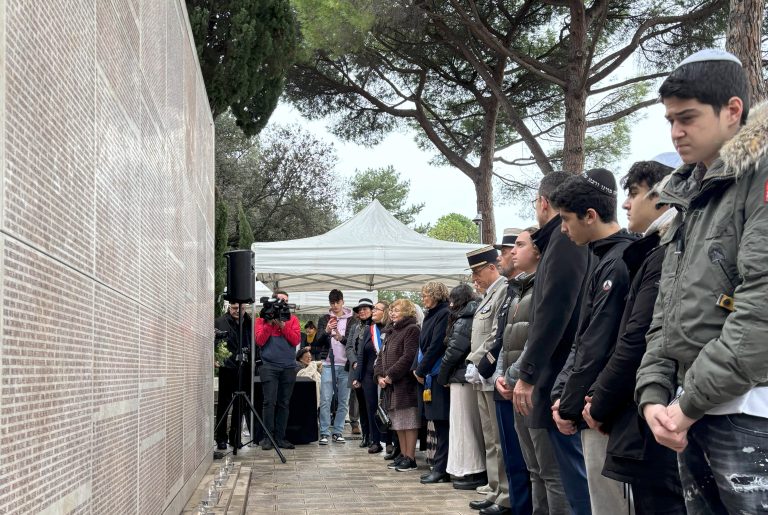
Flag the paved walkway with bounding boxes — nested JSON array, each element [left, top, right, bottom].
[[229, 432, 481, 514]]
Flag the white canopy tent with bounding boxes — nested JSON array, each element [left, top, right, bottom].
[[253, 281, 378, 315], [252, 200, 483, 292]]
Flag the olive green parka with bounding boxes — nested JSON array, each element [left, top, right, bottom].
[[636, 102, 768, 420]]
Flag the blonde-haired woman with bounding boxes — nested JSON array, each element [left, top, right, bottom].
[[374, 299, 421, 471], [414, 282, 451, 483]]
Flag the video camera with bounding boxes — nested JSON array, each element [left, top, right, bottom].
[[259, 297, 294, 322]]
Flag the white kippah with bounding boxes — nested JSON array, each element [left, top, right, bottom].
[[651, 152, 683, 169], [677, 49, 742, 68]]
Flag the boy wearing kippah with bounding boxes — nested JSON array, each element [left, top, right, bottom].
[[547, 169, 637, 515], [635, 49, 768, 513]]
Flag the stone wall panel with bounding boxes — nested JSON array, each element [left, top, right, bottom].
[[0, 1, 214, 513]]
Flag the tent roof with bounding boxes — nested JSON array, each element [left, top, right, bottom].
[[253, 200, 483, 291]]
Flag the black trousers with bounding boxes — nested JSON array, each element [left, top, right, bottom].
[[362, 375, 382, 444], [215, 367, 252, 445], [260, 364, 297, 442], [431, 419, 450, 474], [354, 386, 369, 439]]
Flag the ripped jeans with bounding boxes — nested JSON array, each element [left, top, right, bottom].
[[678, 413, 768, 514]]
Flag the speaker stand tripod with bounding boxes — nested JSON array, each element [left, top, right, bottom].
[[213, 304, 286, 463]]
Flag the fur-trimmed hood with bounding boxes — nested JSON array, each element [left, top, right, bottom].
[[721, 101, 768, 178]]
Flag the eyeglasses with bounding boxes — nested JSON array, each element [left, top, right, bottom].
[[471, 264, 491, 276], [531, 196, 541, 208], [372, 307, 384, 312]]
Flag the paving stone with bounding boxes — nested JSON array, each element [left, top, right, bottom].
[[225, 426, 480, 514]]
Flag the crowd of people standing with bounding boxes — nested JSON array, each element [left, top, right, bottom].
[[214, 48, 768, 514]]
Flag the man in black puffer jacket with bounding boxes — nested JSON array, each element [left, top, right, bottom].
[[584, 157, 686, 515]]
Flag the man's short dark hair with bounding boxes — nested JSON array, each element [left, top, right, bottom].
[[274, 289, 288, 298], [329, 289, 343, 303], [659, 61, 750, 125], [538, 171, 572, 199], [304, 321, 316, 330], [549, 171, 617, 222], [620, 161, 674, 192]]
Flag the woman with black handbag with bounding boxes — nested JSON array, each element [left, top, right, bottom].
[[352, 300, 389, 453]]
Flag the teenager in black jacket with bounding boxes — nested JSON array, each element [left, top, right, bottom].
[[548, 168, 637, 515], [584, 158, 686, 515]]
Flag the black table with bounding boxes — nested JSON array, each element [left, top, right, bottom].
[[252, 376, 318, 445]]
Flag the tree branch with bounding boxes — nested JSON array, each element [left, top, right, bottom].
[[589, 71, 670, 94], [586, 98, 657, 127], [587, 0, 727, 86]]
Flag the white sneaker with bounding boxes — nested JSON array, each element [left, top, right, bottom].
[[476, 484, 492, 494], [319, 435, 329, 445], [332, 434, 346, 443]]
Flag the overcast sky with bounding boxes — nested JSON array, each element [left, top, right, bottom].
[[269, 100, 675, 242]]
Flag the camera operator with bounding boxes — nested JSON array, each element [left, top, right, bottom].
[[254, 290, 301, 450], [214, 302, 253, 451]]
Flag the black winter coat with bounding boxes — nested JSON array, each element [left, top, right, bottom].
[[555, 229, 637, 422], [437, 300, 479, 386], [353, 321, 384, 384], [414, 301, 451, 420], [517, 216, 592, 428], [348, 317, 372, 385], [587, 231, 679, 481], [214, 312, 254, 369]]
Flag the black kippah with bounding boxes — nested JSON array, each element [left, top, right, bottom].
[[580, 168, 617, 197]]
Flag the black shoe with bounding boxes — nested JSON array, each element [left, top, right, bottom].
[[395, 457, 418, 472], [469, 500, 494, 510], [420, 472, 431, 481], [277, 440, 295, 449], [420, 471, 451, 484], [387, 455, 406, 469], [368, 443, 383, 454], [359, 437, 370, 448], [385, 444, 394, 454], [480, 505, 512, 515], [384, 446, 401, 460], [262, 441, 274, 450], [216, 441, 228, 450], [453, 472, 488, 490]]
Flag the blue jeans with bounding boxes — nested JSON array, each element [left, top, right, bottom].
[[496, 400, 533, 515], [319, 365, 350, 436], [548, 429, 591, 515], [678, 414, 768, 514]]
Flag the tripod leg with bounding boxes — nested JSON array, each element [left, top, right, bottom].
[[232, 393, 243, 456], [239, 391, 286, 463], [214, 393, 239, 446]]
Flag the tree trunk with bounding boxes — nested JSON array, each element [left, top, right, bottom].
[[562, 2, 588, 173], [726, 0, 767, 103], [473, 168, 496, 244]]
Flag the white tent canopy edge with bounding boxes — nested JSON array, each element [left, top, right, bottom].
[[252, 200, 483, 292]]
